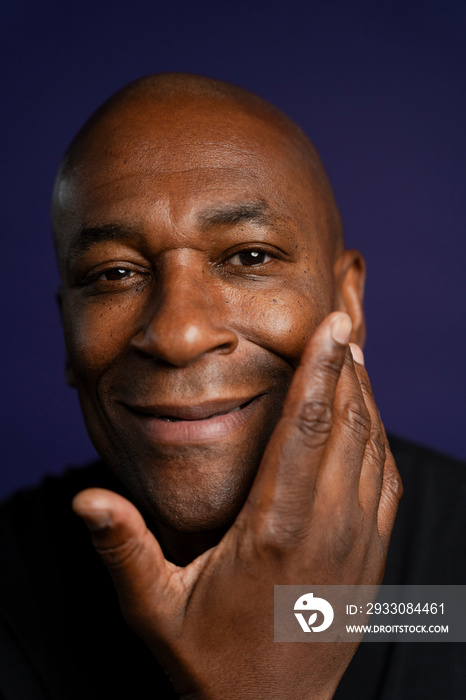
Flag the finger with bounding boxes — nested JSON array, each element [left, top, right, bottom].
[[72, 488, 171, 632], [349, 349, 403, 544], [245, 312, 352, 523], [349, 345, 387, 517], [315, 346, 371, 507], [377, 448, 403, 548]]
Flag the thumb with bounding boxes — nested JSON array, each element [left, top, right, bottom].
[[72, 488, 170, 634]]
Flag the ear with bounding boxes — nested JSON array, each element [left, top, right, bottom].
[[333, 249, 366, 347], [56, 287, 77, 388]]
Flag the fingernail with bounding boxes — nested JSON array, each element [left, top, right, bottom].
[[349, 343, 365, 366], [330, 313, 352, 345]]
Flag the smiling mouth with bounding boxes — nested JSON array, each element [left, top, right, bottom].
[[157, 400, 252, 422], [125, 395, 266, 444], [127, 395, 261, 421]]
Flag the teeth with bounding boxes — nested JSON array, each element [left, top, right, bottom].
[[212, 406, 242, 418], [160, 405, 243, 422]]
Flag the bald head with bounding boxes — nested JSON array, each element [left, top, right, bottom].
[[52, 73, 343, 260]]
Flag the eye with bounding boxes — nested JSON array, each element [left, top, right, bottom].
[[226, 250, 273, 267], [98, 267, 136, 281], [76, 263, 150, 292]]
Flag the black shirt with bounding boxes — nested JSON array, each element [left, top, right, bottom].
[[0, 435, 465, 699]]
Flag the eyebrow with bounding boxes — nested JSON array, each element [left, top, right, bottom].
[[66, 201, 280, 266], [67, 224, 138, 265], [198, 201, 277, 230]]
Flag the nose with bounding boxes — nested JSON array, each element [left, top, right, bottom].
[[130, 259, 238, 366]]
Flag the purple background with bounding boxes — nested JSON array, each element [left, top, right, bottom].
[[1, 1, 465, 499]]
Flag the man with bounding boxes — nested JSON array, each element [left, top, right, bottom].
[[0, 73, 464, 699]]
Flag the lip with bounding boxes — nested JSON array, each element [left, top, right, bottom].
[[124, 394, 266, 444]]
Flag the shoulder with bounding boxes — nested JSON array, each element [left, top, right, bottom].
[[385, 434, 466, 584], [388, 433, 465, 476], [0, 462, 113, 561], [0, 464, 169, 699], [0, 464, 108, 699]]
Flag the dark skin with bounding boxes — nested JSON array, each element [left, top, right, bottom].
[[53, 75, 402, 698]]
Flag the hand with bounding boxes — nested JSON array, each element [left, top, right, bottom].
[[73, 312, 402, 699]]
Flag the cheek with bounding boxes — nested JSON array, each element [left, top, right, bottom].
[[63, 295, 137, 382], [229, 281, 332, 368]]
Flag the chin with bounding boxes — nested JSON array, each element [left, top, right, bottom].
[[105, 443, 262, 534], [145, 466, 256, 533], [158, 473, 255, 533]]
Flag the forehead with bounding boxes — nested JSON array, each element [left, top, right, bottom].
[[54, 97, 326, 242], [76, 96, 307, 170]]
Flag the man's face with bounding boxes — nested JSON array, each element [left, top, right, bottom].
[[57, 96, 337, 532]]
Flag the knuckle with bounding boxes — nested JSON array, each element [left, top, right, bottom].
[[384, 466, 403, 503], [320, 351, 346, 380], [94, 535, 143, 570], [295, 399, 333, 446], [253, 511, 308, 555], [338, 398, 371, 443], [381, 449, 403, 500], [366, 427, 386, 464]]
